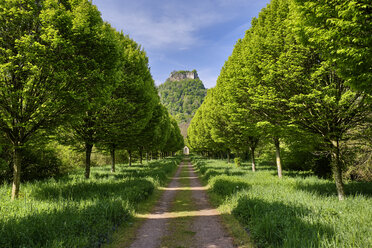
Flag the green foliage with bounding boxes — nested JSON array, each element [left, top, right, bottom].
[[294, 0, 372, 93], [158, 77, 207, 124], [0, 0, 181, 192], [193, 157, 372, 248], [0, 157, 181, 247], [234, 157, 241, 167], [188, 0, 372, 200]]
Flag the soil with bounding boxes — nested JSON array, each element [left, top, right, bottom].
[[129, 158, 235, 248]]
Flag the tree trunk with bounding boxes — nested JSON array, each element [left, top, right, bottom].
[[128, 150, 132, 166], [146, 152, 149, 162], [139, 148, 143, 164], [110, 144, 115, 173], [331, 140, 345, 200], [273, 137, 282, 178], [85, 143, 93, 179], [251, 146, 256, 172], [11, 145, 22, 200], [227, 152, 230, 164]]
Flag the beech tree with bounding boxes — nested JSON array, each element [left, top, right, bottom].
[[0, 0, 86, 199]]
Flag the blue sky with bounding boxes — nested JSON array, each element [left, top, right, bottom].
[[93, 0, 270, 88]]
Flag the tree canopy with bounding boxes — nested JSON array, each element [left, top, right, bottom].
[[0, 0, 183, 199], [188, 0, 371, 200]]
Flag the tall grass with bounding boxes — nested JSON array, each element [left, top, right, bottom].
[[192, 157, 372, 248], [0, 157, 181, 248]]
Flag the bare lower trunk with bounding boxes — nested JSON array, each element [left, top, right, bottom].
[[110, 145, 115, 173], [331, 140, 345, 200], [146, 152, 149, 162], [251, 146, 256, 172], [11, 146, 22, 200], [139, 149, 143, 164], [274, 137, 282, 178], [227, 152, 230, 164], [85, 143, 93, 179], [128, 150, 132, 166]]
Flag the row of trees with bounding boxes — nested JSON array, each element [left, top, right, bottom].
[[0, 0, 184, 200], [188, 0, 371, 200]]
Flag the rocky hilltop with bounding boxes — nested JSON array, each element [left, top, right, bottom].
[[158, 70, 207, 139], [168, 70, 199, 82]]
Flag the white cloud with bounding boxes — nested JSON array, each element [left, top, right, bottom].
[[94, 0, 236, 51], [94, 0, 271, 88]]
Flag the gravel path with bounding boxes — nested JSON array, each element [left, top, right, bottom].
[[129, 159, 234, 248]]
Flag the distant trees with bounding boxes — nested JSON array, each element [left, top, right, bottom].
[[187, 0, 371, 200], [0, 0, 183, 199], [158, 74, 207, 124]]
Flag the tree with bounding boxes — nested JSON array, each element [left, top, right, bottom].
[[97, 33, 157, 171], [294, 0, 372, 93], [163, 117, 184, 156], [65, 1, 120, 179], [213, 39, 261, 168], [187, 96, 221, 157], [270, 0, 372, 200], [114, 38, 159, 166], [286, 58, 371, 200], [0, 0, 85, 199], [211, 0, 294, 177], [201, 88, 234, 161], [243, 0, 372, 199]]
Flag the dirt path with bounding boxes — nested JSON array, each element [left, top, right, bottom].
[[129, 158, 234, 248], [129, 161, 183, 248], [188, 160, 234, 248]]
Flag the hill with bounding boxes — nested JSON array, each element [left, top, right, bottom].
[[158, 70, 207, 138]]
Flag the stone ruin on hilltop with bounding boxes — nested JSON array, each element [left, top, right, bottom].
[[168, 70, 199, 82]]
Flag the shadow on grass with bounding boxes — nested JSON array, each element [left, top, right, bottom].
[[232, 197, 334, 247], [296, 180, 372, 197], [209, 177, 250, 198], [0, 199, 131, 248], [33, 179, 155, 202], [283, 171, 314, 178]]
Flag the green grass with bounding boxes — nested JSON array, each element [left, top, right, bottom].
[[0, 157, 181, 248], [192, 156, 372, 248]]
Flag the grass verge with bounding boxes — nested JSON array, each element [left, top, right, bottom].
[[0, 157, 181, 248], [191, 156, 372, 248]]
